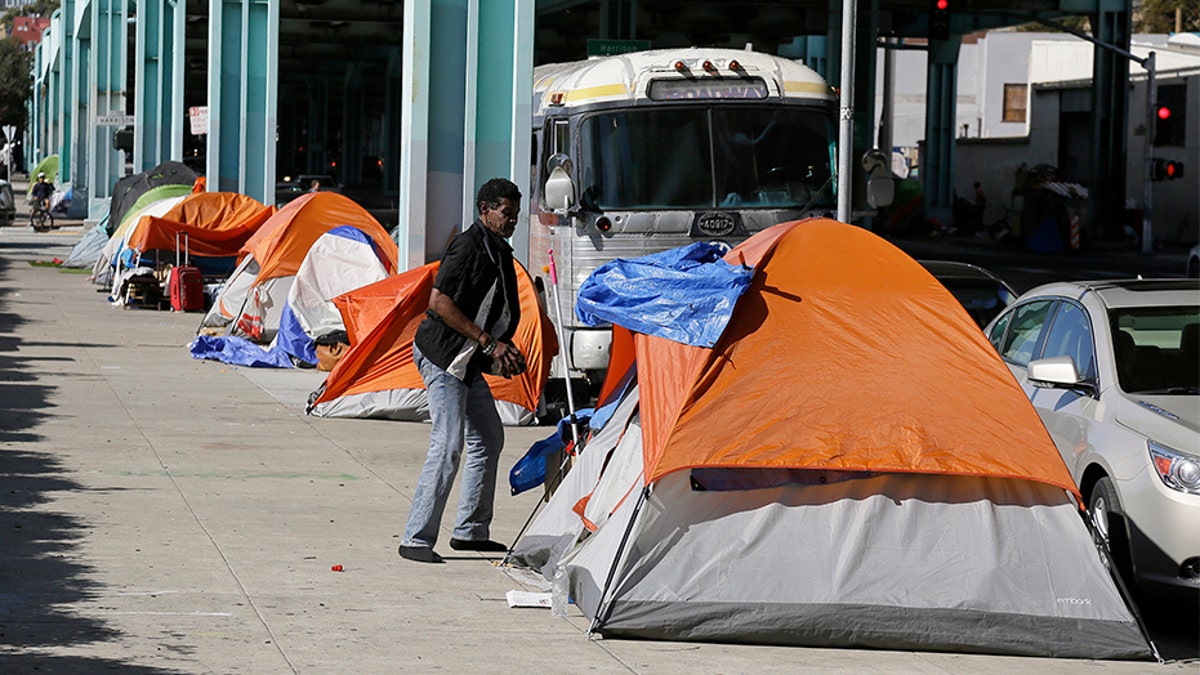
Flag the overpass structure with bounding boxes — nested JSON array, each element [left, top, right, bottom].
[[27, 0, 1135, 266]]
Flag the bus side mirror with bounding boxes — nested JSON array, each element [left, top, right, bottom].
[[862, 148, 894, 209], [544, 165, 575, 213], [867, 176, 894, 208]]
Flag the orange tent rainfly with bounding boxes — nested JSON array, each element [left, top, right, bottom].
[[123, 191, 274, 259], [307, 261, 557, 425]]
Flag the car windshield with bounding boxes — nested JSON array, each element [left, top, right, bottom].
[[1110, 306, 1199, 394], [577, 106, 835, 210]]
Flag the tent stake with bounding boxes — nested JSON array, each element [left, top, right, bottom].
[[587, 484, 649, 638]]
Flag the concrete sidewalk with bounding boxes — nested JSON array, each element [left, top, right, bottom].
[[0, 226, 1168, 673]]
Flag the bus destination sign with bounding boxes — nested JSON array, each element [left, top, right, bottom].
[[648, 78, 769, 101]]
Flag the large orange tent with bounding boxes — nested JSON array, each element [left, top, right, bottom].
[[508, 218, 1151, 658], [307, 261, 557, 424], [200, 192, 398, 339], [122, 191, 274, 259]]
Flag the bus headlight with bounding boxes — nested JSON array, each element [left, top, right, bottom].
[[1149, 440, 1200, 494]]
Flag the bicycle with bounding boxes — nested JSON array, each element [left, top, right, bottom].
[[30, 198, 53, 232]]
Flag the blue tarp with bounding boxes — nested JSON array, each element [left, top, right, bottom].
[[509, 409, 593, 495], [189, 334, 294, 368], [575, 242, 752, 347]]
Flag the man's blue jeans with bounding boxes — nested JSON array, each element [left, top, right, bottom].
[[403, 345, 504, 548]]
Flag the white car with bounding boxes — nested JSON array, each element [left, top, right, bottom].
[[984, 279, 1199, 598]]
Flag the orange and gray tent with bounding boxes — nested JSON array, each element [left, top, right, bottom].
[[509, 218, 1152, 659], [200, 192, 398, 341], [307, 261, 557, 426]]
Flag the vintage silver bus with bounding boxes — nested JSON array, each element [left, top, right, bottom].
[[529, 47, 839, 395]]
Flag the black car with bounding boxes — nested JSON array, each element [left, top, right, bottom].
[[920, 260, 1017, 329]]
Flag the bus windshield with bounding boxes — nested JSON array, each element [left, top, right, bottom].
[[577, 106, 836, 211]]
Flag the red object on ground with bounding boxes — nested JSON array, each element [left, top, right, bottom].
[[331, 564, 343, 572]]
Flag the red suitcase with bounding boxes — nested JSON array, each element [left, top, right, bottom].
[[170, 233, 204, 312]]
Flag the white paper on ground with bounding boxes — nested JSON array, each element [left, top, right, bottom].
[[505, 589, 552, 609]]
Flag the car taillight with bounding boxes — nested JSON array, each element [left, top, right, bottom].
[[1149, 441, 1200, 494]]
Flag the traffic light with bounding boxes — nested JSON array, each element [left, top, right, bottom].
[[930, 0, 951, 41], [1150, 158, 1185, 182]]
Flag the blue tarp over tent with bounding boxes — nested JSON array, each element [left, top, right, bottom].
[[574, 242, 752, 347]]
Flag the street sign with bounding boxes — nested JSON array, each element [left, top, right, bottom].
[[97, 113, 136, 126], [189, 106, 208, 135], [586, 39, 650, 56], [2, 125, 14, 142]]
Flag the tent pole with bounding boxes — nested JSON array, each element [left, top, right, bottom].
[[1088, 513, 1162, 662], [587, 483, 649, 638], [545, 244, 580, 446]]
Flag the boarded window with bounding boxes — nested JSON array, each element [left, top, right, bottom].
[[1002, 84, 1027, 123]]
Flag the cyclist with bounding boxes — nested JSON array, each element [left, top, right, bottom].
[[30, 172, 54, 214]]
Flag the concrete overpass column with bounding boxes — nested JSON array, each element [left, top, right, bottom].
[[464, 0, 534, 263], [59, 1, 76, 183], [135, 0, 186, 171], [398, 0, 467, 269], [924, 37, 961, 227], [1090, 1, 1132, 241], [84, 0, 127, 216], [207, 0, 278, 203], [68, 0, 89, 216]]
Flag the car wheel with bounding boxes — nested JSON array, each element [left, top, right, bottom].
[[1089, 476, 1134, 586]]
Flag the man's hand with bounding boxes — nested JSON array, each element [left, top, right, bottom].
[[493, 342, 527, 378]]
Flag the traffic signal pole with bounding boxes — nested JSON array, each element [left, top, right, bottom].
[[1141, 52, 1156, 254]]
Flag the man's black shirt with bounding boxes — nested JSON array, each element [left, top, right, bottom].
[[414, 219, 520, 381]]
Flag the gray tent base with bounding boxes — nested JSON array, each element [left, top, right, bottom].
[[594, 602, 1153, 660]]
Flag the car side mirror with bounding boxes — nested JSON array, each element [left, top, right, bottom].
[[1028, 356, 1096, 396], [544, 165, 575, 213]]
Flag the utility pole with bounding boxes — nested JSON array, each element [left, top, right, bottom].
[[837, 0, 857, 224]]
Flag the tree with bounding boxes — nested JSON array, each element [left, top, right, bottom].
[[0, 38, 31, 132], [1135, 0, 1200, 33]]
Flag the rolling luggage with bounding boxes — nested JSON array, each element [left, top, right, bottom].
[[170, 233, 204, 312]]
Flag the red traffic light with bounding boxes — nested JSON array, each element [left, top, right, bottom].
[[936, 0, 948, 8], [1165, 160, 1184, 179], [1157, 106, 1171, 120]]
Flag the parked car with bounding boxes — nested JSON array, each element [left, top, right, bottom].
[[0, 179, 15, 226], [1188, 244, 1198, 278], [984, 279, 1199, 598], [920, 260, 1017, 329]]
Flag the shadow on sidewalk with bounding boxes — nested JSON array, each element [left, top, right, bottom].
[[0, 254, 180, 673]]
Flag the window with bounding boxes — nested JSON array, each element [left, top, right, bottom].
[[1002, 84, 1027, 123], [1000, 300, 1054, 367], [987, 310, 1011, 351], [1040, 301, 1097, 381]]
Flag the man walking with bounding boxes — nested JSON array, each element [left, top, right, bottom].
[[399, 177, 527, 563]]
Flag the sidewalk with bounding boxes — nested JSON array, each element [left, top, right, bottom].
[[0, 227, 1167, 673]]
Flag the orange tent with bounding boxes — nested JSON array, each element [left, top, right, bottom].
[[240, 191, 398, 284], [123, 192, 274, 258], [200, 192, 399, 338], [630, 218, 1078, 495], [308, 261, 557, 420]]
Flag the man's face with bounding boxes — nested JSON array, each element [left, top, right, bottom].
[[480, 197, 520, 239]]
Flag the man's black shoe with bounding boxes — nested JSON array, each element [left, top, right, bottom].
[[398, 545, 444, 563], [448, 538, 507, 552]]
